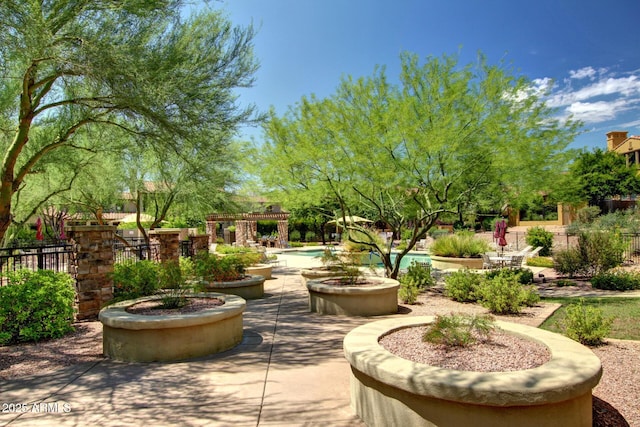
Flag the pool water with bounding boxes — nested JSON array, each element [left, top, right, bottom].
[[285, 249, 430, 269]]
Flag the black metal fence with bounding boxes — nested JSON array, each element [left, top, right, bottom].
[[113, 239, 159, 264], [0, 243, 73, 284]]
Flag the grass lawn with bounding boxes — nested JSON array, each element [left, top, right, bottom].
[[540, 297, 640, 340]]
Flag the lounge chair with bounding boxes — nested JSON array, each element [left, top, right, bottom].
[[527, 247, 544, 258]]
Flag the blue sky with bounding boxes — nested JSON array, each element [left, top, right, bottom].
[[214, 0, 640, 151]]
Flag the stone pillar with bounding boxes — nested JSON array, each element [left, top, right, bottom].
[[67, 225, 116, 321], [277, 220, 289, 248], [249, 221, 258, 241], [149, 229, 180, 263], [236, 220, 249, 247], [189, 235, 210, 255], [206, 220, 217, 245]]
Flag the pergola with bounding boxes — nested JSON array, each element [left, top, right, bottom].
[[205, 212, 290, 248]]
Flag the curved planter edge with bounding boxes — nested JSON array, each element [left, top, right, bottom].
[[343, 316, 602, 427], [306, 277, 399, 316], [429, 254, 483, 270], [246, 264, 273, 280], [203, 274, 265, 299], [99, 293, 246, 363]]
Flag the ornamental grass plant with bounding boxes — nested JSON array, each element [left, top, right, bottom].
[[430, 231, 489, 258]]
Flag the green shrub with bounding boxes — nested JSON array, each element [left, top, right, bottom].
[[591, 269, 640, 291], [157, 260, 190, 308], [553, 232, 625, 277], [304, 231, 316, 242], [430, 231, 489, 258], [399, 261, 435, 289], [215, 244, 253, 254], [444, 269, 481, 302], [112, 260, 159, 299], [194, 252, 245, 281], [525, 226, 554, 256], [289, 230, 301, 242], [526, 256, 554, 268], [576, 231, 625, 276], [561, 298, 613, 346], [553, 247, 583, 278], [398, 281, 419, 304], [423, 313, 494, 347], [0, 270, 75, 344], [484, 267, 533, 284], [475, 272, 540, 314]]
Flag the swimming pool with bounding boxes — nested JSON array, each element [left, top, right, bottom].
[[284, 249, 430, 269]]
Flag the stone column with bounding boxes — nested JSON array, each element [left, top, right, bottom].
[[277, 220, 289, 248], [249, 221, 258, 241], [67, 225, 116, 321], [235, 220, 248, 247], [149, 229, 180, 263], [189, 235, 210, 255], [206, 220, 217, 245]]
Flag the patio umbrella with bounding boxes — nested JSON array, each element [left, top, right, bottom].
[[35, 217, 44, 241], [494, 219, 508, 254]]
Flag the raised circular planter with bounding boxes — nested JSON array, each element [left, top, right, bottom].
[[246, 263, 273, 280], [300, 266, 347, 285], [429, 254, 483, 269], [99, 293, 245, 363], [202, 274, 265, 299], [343, 316, 602, 427], [306, 277, 399, 316]]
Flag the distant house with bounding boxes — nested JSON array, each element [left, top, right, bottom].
[[607, 130, 640, 166]]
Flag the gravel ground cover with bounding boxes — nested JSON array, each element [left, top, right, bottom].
[[0, 286, 638, 426]]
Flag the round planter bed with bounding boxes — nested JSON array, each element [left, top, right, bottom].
[[306, 277, 399, 316], [203, 274, 265, 299], [429, 254, 483, 270], [99, 293, 245, 363], [343, 316, 602, 427], [300, 267, 347, 285], [246, 263, 273, 280]]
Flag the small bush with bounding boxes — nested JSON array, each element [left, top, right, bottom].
[[399, 261, 435, 289], [398, 281, 419, 304], [304, 231, 316, 242], [0, 270, 75, 344], [526, 256, 554, 268], [553, 247, 583, 278], [112, 260, 159, 299], [475, 272, 539, 314], [423, 313, 494, 347], [194, 252, 245, 282], [525, 226, 554, 256], [289, 230, 301, 242], [484, 267, 533, 285], [157, 260, 190, 309], [591, 269, 640, 291], [444, 269, 481, 302], [560, 299, 613, 346]]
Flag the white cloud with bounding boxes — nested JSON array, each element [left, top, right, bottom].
[[540, 68, 640, 125], [569, 67, 596, 80]]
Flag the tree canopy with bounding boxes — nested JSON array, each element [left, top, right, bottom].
[[564, 148, 640, 208], [0, 0, 259, 242], [255, 52, 580, 278]]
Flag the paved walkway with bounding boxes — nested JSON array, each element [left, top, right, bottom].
[[1, 263, 368, 427], [2, 253, 638, 426]]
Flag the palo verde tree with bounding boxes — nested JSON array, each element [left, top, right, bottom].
[[0, 1, 259, 242], [256, 52, 580, 278]]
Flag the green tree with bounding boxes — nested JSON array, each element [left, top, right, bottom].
[[255, 53, 580, 278], [564, 148, 640, 208], [0, 1, 259, 242]]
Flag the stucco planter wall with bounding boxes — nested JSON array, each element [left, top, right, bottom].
[[99, 293, 245, 363], [202, 274, 265, 299], [300, 267, 347, 285], [429, 254, 483, 270], [306, 277, 399, 316], [245, 264, 273, 280], [343, 317, 602, 427]]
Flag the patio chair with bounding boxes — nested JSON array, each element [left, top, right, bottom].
[[481, 254, 497, 269], [508, 255, 524, 269], [527, 246, 544, 258]]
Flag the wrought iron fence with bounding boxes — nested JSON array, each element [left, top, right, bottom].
[[0, 243, 73, 285], [113, 240, 159, 264]]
